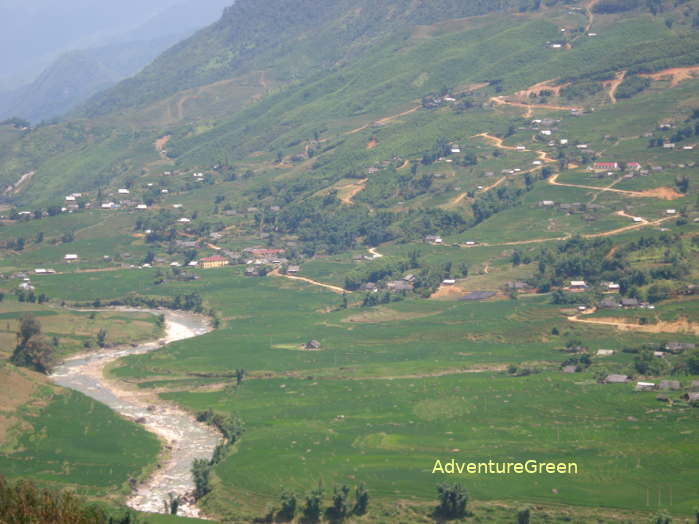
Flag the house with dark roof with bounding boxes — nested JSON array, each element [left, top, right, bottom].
[[604, 374, 630, 384], [305, 340, 321, 350], [659, 380, 681, 391], [665, 342, 696, 354]]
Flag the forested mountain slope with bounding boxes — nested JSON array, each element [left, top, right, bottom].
[[78, 0, 524, 117]]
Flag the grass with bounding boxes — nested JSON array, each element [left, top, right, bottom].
[[0, 389, 159, 496]]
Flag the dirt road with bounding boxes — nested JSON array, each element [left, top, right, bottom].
[[269, 269, 349, 294]]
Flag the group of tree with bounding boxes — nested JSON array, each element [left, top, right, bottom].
[[191, 410, 245, 501], [11, 314, 55, 373], [0, 476, 141, 523], [265, 483, 369, 523]]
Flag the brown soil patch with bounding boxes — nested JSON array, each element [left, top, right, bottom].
[[640, 65, 699, 87], [430, 284, 465, 299], [0, 366, 44, 445], [568, 315, 699, 335], [637, 186, 683, 200], [606, 70, 626, 104], [398, 160, 410, 169], [490, 96, 582, 114], [342, 307, 440, 324], [268, 269, 349, 294], [515, 80, 569, 100], [338, 180, 367, 205], [367, 139, 378, 149], [346, 106, 420, 135], [154, 135, 171, 154]]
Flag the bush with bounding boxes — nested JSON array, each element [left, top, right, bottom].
[[435, 483, 469, 519]]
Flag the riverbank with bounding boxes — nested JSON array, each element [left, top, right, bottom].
[[50, 308, 219, 518]]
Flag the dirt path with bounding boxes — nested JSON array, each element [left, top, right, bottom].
[[154, 135, 171, 160], [548, 173, 651, 197], [368, 247, 384, 258], [269, 269, 349, 294], [346, 106, 420, 135], [606, 71, 626, 104], [568, 313, 699, 335], [4, 171, 35, 195], [339, 180, 367, 205], [515, 80, 568, 99], [443, 191, 469, 208], [490, 96, 582, 115], [584, 0, 600, 33], [482, 176, 507, 192], [472, 132, 522, 151], [585, 215, 673, 238], [640, 65, 699, 87]]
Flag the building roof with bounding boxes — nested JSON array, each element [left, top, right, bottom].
[[460, 291, 497, 301], [604, 374, 630, 384], [201, 256, 228, 263]]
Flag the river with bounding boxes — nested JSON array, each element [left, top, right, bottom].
[[50, 308, 220, 518]]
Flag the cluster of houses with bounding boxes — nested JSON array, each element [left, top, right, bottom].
[[361, 273, 415, 293], [602, 374, 699, 402]]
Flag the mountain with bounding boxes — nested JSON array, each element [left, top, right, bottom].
[[0, 0, 233, 123], [0, 35, 186, 123], [0, 0, 182, 88], [79, 0, 524, 117]]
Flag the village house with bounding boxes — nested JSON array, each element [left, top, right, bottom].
[[386, 280, 413, 292], [664, 342, 695, 354], [64, 254, 79, 262], [118, 188, 130, 195], [442, 279, 456, 286], [593, 162, 618, 171], [538, 200, 555, 207], [596, 349, 615, 357], [684, 392, 699, 402], [424, 235, 443, 244], [286, 265, 301, 274], [659, 380, 681, 391], [200, 256, 229, 269], [598, 297, 619, 309], [621, 298, 639, 308], [635, 382, 656, 392], [305, 340, 321, 350], [506, 281, 535, 293], [569, 280, 587, 291], [604, 374, 630, 384]]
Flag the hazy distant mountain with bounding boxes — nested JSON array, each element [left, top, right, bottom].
[[0, 0, 233, 122], [0, 35, 186, 122]]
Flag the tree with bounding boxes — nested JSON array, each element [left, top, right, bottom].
[[328, 485, 350, 520], [654, 511, 672, 524], [11, 337, 54, 374], [353, 484, 369, 515], [235, 368, 246, 386], [517, 507, 531, 524], [97, 329, 107, 348], [435, 483, 469, 519], [278, 491, 297, 521], [16, 313, 41, 349], [164, 493, 180, 515], [191, 459, 211, 499], [303, 485, 323, 523]]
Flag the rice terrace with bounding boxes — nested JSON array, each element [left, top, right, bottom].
[[0, 0, 699, 523]]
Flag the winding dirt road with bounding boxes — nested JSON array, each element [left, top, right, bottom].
[[269, 269, 349, 294]]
